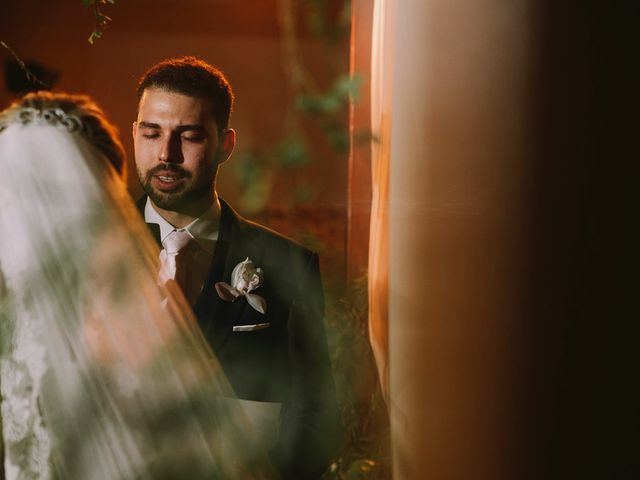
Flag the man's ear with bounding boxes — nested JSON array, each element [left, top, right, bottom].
[[218, 128, 236, 165], [132, 121, 138, 142]]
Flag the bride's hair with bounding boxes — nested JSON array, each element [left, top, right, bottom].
[[0, 91, 126, 176]]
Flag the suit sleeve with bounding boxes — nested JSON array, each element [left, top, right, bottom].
[[270, 252, 342, 479]]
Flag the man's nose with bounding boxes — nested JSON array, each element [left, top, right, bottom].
[[158, 134, 182, 163]]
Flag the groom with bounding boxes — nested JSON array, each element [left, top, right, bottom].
[[132, 56, 340, 479]]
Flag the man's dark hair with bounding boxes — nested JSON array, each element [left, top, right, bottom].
[[136, 56, 234, 133]]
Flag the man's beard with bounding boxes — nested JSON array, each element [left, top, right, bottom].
[[138, 163, 213, 211]]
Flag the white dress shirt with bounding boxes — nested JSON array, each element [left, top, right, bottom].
[[144, 198, 219, 304]]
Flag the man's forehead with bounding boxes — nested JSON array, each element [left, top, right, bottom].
[[138, 88, 216, 124], [140, 87, 209, 107]]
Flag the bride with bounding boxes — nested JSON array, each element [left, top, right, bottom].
[[0, 92, 273, 479]]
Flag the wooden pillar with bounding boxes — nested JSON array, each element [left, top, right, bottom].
[[346, 0, 374, 281]]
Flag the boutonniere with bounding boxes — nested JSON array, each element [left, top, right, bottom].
[[215, 257, 266, 314]]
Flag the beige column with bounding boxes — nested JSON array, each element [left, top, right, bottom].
[[366, 0, 633, 477], [386, 1, 535, 478]]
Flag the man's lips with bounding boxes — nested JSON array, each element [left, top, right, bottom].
[[151, 171, 187, 189]]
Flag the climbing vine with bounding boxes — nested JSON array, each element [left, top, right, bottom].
[[83, 0, 116, 44]]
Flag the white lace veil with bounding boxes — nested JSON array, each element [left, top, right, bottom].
[[0, 107, 273, 479]]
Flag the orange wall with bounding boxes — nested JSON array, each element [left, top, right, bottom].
[[0, 0, 349, 220]]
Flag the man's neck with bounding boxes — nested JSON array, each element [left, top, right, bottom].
[[151, 193, 221, 229]]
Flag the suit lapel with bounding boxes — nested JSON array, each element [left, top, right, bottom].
[[137, 195, 259, 352], [147, 222, 161, 246], [136, 196, 162, 246], [195, 199, 255, 351]]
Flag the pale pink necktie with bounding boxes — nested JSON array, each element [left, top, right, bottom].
[[159, 229, 193, 293]]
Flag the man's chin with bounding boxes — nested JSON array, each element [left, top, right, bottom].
[[147, 191, 188, 211], [145, 185, 211, 212]]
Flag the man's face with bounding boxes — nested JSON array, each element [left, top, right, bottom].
[[133, 88, 233, 212]]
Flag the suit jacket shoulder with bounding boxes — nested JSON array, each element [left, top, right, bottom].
[[219, 200, 319, 297], [225, 201, 315, 258]]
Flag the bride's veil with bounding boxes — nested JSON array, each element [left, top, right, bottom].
[[0, 104, 272, 478]]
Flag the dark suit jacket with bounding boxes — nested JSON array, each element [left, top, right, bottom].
[[138, 197, 340, 479]]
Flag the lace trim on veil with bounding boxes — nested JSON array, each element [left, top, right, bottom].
[[0, 107, 83, 133], [0, 106, 67, 480]]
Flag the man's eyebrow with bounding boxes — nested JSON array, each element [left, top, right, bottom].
[[137, 121, 205, 133], [137, 121, 160, 129]]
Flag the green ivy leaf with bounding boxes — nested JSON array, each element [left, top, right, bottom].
[[295, 73, 361, 115], [276, 137, 310, 167], [88, 30, 102, 44], [95, 13, 112, 26], [326, 129, 349, 153], [297, 94, 340, 115], [332, 73, 362, 101]]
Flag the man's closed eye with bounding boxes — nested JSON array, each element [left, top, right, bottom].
[[181, 134, 205, 143]]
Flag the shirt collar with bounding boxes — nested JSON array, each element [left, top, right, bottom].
[[144, 197, 220, 254]]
